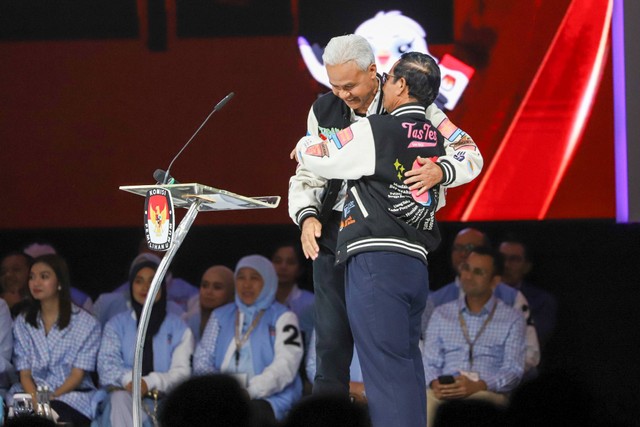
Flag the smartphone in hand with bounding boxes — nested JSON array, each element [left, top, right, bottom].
[[438, 375, 455, 385]]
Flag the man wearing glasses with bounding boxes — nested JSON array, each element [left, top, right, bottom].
[[288, 35, 482, 425], [292, 48, 476, 427], [424, 227, 541, 375], [423, 246, 526, 427]]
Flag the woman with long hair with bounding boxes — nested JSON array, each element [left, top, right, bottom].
[[9, 254, 100, 426]]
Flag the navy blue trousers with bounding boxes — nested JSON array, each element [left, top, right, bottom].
[[346, 251, 429, 427]]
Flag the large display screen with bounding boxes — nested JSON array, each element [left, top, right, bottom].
[[0, 0, 615, 229]]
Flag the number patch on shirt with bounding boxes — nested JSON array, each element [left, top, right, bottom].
[[283, 324, 302, 347]]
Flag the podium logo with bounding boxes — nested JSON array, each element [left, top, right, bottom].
[[144, 188, 175, 251]]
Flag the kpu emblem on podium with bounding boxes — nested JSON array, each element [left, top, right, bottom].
[[143, 187, 175, 251]]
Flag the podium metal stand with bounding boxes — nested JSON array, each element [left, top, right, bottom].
[[119, 183, 280, 427]]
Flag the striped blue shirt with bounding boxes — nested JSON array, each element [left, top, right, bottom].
[[423, 296, 525, 393]]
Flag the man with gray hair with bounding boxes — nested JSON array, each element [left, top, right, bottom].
[[293, 50, 472, 427], [288, 34, 483, 405]]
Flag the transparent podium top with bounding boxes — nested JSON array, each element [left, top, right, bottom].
[[119, 183, 280, 211]]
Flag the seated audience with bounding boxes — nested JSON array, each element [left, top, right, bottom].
[[8, 254, 100, 427], [183, 265, 235, 343], [93, 257, 194, 427], [423, 247, 526, 427], [0, 251, 32, 318], [193, 255, 303, 423], [499, 236, 558, 350], [0, 298, 15, 399], [270, 241, 314, 346], [159, 374, 251, 427], [424, 228, 540, 373], [92, 253, 184, 327]]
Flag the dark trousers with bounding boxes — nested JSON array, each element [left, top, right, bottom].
[[311, 221, 353, 396], [346, 251, 429, 427], [50, 400, 91, 427]]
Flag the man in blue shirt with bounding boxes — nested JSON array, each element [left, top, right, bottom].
[[423, 247, 526, 427], [423, 228, 540, 372]]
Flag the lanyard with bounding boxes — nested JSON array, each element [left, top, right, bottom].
[[458, 300, 498, 369], [234, 309, 265, 369]]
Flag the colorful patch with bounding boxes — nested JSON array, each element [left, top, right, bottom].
[[327, 127, 354, 149], [340, 215, 356, 229], [402, 122, 439, 148], [437, 118, 461, 141], [393, 158, 406, 180], [317, 126, 341, 138], [304, 142, 330, 158], [343, 200, 356, 217], [450, 135, 477, 151], [410, 158, 434, 206], [454, 151, 466, 162]]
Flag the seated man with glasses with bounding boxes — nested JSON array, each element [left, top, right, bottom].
[[422, 227, 541, 375], [423, 246, 526, 427]]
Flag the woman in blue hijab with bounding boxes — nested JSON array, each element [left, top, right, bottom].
[[93, 258, 194, 427], [193, 255, 304, 422]]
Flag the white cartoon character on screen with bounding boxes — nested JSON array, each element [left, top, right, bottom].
[[297, 10, 474, 110]]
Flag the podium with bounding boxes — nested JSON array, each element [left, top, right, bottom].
[[119, 183, 280, 427]]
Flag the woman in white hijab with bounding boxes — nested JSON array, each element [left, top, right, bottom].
[[193, 255, 304, 423]]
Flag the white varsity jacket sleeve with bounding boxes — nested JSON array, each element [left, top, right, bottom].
[[425, 104, 484, 210], [295, 118, 376, 180], [246, 311, 304, 399], [288, 107, 329, 225]]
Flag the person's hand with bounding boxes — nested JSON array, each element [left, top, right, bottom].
[[349, 381, 367, 404], [431, 375, 486, 400], [301, 217, 322, 260], [290, 147, 299, 162], [124, 379, 149, 395], [403, 156, 443, 195]]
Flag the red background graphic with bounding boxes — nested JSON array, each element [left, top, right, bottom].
[[0, 0, 614, 229], [147, 195, 169, 221]]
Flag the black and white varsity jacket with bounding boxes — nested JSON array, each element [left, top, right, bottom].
[[295, 102, 446, 264]]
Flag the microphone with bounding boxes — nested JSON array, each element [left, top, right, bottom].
[[213, 92, 234, 112], [153, 169, 179, 185], [157, 92, 235, 184]]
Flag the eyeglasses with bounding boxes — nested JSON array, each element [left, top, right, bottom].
[[381, 72, 399, 85], [453, 244, 476, 253]]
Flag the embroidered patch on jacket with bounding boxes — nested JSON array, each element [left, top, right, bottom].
[[327, 127, 354, 149], [436, 117, 461, 140], [454, 151, 466, 162]]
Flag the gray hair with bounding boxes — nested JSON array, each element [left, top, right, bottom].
[[322, 34, 375, 71]]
